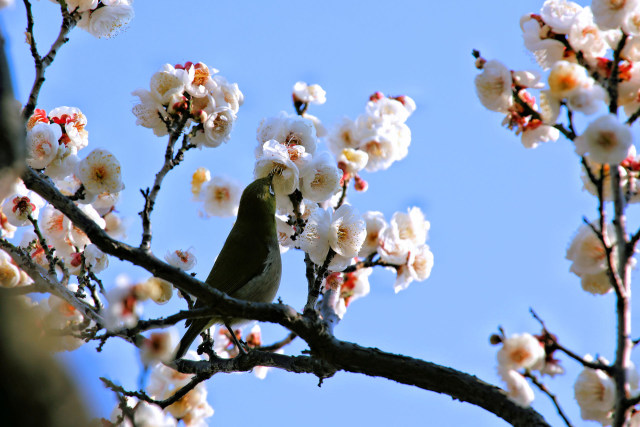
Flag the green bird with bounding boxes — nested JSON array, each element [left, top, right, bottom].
[[174, 175, 282, 360]]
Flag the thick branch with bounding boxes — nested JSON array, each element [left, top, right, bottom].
[[23, 166, 549, 426]]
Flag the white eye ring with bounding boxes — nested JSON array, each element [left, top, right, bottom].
[[269, 185, 275, 196]]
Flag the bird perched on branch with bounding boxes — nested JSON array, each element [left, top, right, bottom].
[[174, 175, 281, 359]]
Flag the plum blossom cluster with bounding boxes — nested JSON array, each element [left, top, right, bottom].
[[254, 110, 342, 208], [210, 325, 278, 379], [328, 91, 415, 179], [132, 61, 243, 148], [190, 168, 241, 218], [111, 398, 177, 427], [2, 116, 125, 286], [53, 0, 134, 39], [565, 222, 629, 295], [321, 268, 372, 319], [573, 356, 639, 424], [477, 0, 640, 423], [145, 352, 214, 425], [493, 332, 564, 407], [110, 352, 213, 426], [103, 274, 175, 331], [360, 208, 434, 293]]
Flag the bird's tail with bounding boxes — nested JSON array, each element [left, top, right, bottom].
[[174, 318, 212, 360]]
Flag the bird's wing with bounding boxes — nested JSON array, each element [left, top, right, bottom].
[[206, 224, 269, 297]]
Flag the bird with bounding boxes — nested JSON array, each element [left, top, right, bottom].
[[174, 175, 282, 360]]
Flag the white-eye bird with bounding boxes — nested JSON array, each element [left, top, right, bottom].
[[174, 175, 281, 359]]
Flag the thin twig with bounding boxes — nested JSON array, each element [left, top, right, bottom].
[[335, 178, 349, 209], [139, 113, 192, 251], [256, 332, 297, 352], [304, 248, 335, 314], [530, 309, 612, 372], [523, 372, 573, 427], [22, 0, 78, 120]]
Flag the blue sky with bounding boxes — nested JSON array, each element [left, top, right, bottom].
[[1, 0, 629, 425]]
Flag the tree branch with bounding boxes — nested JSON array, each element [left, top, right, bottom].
[[22, 0, 78, 121], [22, 166, 550, 426]]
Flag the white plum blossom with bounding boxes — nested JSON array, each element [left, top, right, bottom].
[[298, 207, 331, 266], [624, 9, 640, 34], [328, 118, 361, 156], [293, 81, 327, 105], [392, 207, 430, 247], [63, 0, 98, 13], [92, 191, 120, 216], [581, 161, 626, 202], [328, 204, 367, 260], [140, 277, 173, 304], [104, 211, 127, 239], [567, 83, 607, 115], [197, 175, 241, 217], [254, 140, 301, 196], [146, 354, 213, 426], [275, 215, 296, 253], [140, 330, 179, 366], [566, 222, 615, 277], [49, 106, 89, 150], [84, 243, 109, 272], [520, 15, 566, 69], [300, 151, 343, 202], [568, 7, 609, 59], [183, 62, 218, 98], [67, 204, 105, 250], [77, 1, 134, 38], [574, 355, 616, 424], [256, 112, 318, 156], [25, 122, 62, 169], [44, 146, 80, 180], [2, 191, 44, 227], [192, 107, 236, 148], [497, 333, 545, 370], [165, 249, 197, 271], [104, 279, 144, 331], [547, 61, 590, 99], [299, 204, 366, 271], [592, 0, 640, 30], [474, 60, 513, 112], [541, 0, 583, 34], [337, 148, 369, 175], [76, 148, 124, 196], [149, 64, 189, 106], [366, 97, 411, 124], [498, 366, 535, 407], [211, 74, 244, 114], [129, 401, 178, 427], [132, 89, 168, 136], [360, 132, 397, 172], [512, 70, 545, 89], [623, 35, 640, 61], [358, 211, 387, 257], [339, 268, 372, 314], [574, 114, 634, 164], [393, 243, 434, 293], [164, 382, 213, 425], [0, 249, 21, 287], [521, 123, 560, 148], [580, 270, 614, 295]]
